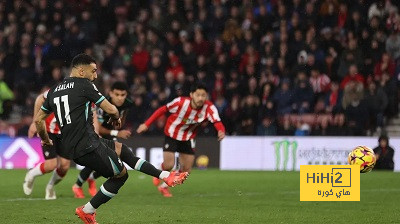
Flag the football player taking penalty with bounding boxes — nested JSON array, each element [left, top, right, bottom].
[[35, 53, 188, 224]]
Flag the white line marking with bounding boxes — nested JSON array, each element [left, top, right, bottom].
[[5, 198, 47, 202]]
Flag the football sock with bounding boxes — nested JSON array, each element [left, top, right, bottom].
[[27, 162, 46, 179], [82, 202, 96, 214], [120, 144, 162, 178], [76, 167, 93, 187], [88, 172, 129, 210], [47, 168, 65, 186], [159, 171, 170, 179]]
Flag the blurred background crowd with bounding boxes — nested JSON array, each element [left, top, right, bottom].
[[0, 0, 399, 137]]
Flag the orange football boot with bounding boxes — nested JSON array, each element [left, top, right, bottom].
[[162, 171, 189, 187], [72, 186, 85, 198], [87, 179, 97, 197], [75, 206, 98, 224]]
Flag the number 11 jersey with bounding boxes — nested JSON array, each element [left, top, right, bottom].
[[41, 77, 106, 159]]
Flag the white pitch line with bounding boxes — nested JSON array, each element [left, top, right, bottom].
[[5, 198, 47, 202]]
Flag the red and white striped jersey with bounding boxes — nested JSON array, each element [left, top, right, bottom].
[[145, 97, 224, 141], [43, 90, 61, 134], [165, 97, 222, 141]]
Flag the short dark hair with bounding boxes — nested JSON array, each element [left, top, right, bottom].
[[111, 81, 129, 91], [190, 82, 208, 93], [71, 53, 96, 67]]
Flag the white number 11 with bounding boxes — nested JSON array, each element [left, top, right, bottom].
[[54, 95, 71, 127]]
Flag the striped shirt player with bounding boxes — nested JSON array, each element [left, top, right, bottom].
[[137, 83, 225, 197], [144, 96, 225, 142]]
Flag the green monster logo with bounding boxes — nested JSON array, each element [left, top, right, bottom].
[[272, 140, 298, 171]]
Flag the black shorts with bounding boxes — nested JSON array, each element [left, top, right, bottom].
[[163, 136, 196, 155], [42, 133, 71, 160], [74, 138, 124, 178]]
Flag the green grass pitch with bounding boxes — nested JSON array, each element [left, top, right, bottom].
[[0, 169, 399, 223]]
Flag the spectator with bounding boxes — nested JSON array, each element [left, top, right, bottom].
[[379, 73, 398, 117], [224, 95, 241, 135], [340, 64, 364, 89], [131, 44, 150, 75], [328, 113, 348, 136], [273, 80, 293, 115], [325, 81, 342, 113], [385, 30, 400, 61], [373, 53, 396, 81], [165, 53, 184, 81], [373, 135, 395, 170], [311, 116, 330, 136], [277, 115, 295, 136], [344, 96, 369, 136], [239, 95, 259, 135], [292, 80, 314, 114], [0, 69, 14, 119], [364, 81, 388, 133], [256, 116, 277, 136], [309, 66, 331, 96]]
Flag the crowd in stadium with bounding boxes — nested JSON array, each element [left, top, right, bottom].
[[0, 0, 399, 137]]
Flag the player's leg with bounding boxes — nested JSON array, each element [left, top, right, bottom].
[[74, 142, 129, 223], [108, 140, 187, 186], [157, 151, 176, 197], [179, 153, 195, 173], [178, 138, 196, 173], [45, 156, 70, 200], [75, 167, 93, 188], [46, 134, 71, 199], [154, 151, 175, 187], [23, 142, 58, 195], [72, 167, 94, 198], [157, 136, 183, 197]]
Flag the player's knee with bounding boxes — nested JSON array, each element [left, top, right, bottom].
[[59, 160, 70, 172], [47, 159, 58, 170]]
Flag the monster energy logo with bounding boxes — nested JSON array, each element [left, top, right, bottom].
[[273, 140, 298, 171]]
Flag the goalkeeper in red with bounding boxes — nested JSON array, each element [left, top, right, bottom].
[[137, 83, 225, 197]]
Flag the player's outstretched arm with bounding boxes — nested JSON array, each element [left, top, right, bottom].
[[136, 123, 148, 134], [137, 105, 168, 134]]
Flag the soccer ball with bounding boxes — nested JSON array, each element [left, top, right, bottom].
[[348, 146, 376, 173], [196, 155, 209, 169]]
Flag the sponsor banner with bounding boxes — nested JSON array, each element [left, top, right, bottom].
[[220, 136, 400, 171], [300, 165, 360, 201], [0, 137, 45, 169]]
